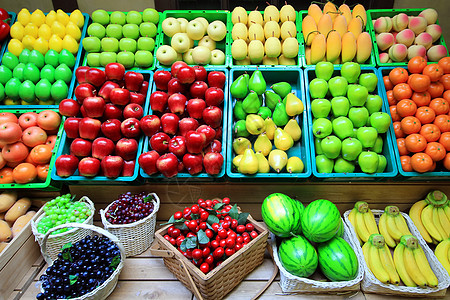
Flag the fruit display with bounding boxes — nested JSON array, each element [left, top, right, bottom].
[[83, 9, 159, 68], [229, 69, 307, 176], [156, 11, 228, 66], [434, 239, 450, 275], [139, 62, 225, 178], [308, 62, 393, 175], [383, 57, 450, 174], [347, 201, 379, 244], [104, 191, 155, 224], [230, 4, 299, 66], [0, 109, 61, 185], [54, 63, 149, 180], [302, 2, 372, 65], [0, 8, 12, 44], [369, 9, 448, 64], [37, 235, 122, 299]]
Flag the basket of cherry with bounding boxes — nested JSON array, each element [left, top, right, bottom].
[[36, 223, 125, 300], [100, 192, 160, 257], [150, 197, 268, 300]]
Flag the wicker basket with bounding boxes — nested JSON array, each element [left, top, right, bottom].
[[343, 209, 450, 297], [271, 218, 364, 294], [31, 196, 95, 264], [100, 193, 160, 257], [150, 214, 268, 300], [39, 223, 125, 300]]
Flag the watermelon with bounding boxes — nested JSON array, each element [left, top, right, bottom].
[[279, 235, 318, 277], [317, 236, 359, 281], [336, 218, 344, 238], [301, 199, 341, 243], [261, 193, 303, 237]]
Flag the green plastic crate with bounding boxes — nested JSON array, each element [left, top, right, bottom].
[[227, 10, 301, 68], [299, 10, 376, 68], [367, 8, 449, 67], [157, 10, 231, 68]]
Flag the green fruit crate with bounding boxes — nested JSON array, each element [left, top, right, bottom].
[[50, 70, 153, 185], [0, 12, 90, 109], [378, 67, 450, 180], [304, 66, 398, 181], [226, 67, 312, 180], [81, 10, 162, 71], [0, 12, 17, 60], [156, 10, 231, 68], [299, 10, 377, 68], [139, 67, 228, 181], [226, 10, 301, 68], [367, 9, 449, 67], [0, 108, 63, 190]]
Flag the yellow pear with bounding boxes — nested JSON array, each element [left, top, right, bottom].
[[256, 152, 270, 173], [246, 114, 265, 135], [265, 118, 277, 140], [268, 149, 288, 173], [248, 24, 264, 42], [235, 56, 251, 65], [233, 154, 243, 169], [232, 6, 248, 24], [264, 20, 280, 39], [265, 37, 281, 58], [284, 119, 301, 142], [248, 10, 263, 26], [282, 37, 299, 59], [69, 9, 85, 28], [231, 39, 248, 60], [248, 40, 264, 64], [46, 10, 57, 26], [254, 133, 272, 156], [56, 9, 70, 26], [285, 93, 304, 116], [278, 54, 296, 65], [232, 23, 248, 40], [280, 4, 296, 22], [263, 55, 278, 65], [232, 137, 251, 155], [264, 5, 279, 23], [280, 21, 296, 41], [274, 128, 294, 151], [239, 148, 259, 174], [286, 156, 304, 173]]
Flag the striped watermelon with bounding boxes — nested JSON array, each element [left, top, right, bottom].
[[317, 236, 358, 281], [301, 199, 341, 243], [279, 235, 318, 277], [336, 218, 344, 238], [261, 193, 303, 237]]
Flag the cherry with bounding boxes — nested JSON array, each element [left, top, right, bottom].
[[213, 247, 224, 259], [192, 249, 203, 260], [191, 204, 199, 214], [200, 262, 209, 273], [250, 231, 258, 239], [174, 211, 182, 219], [225, 248, 235, 257], [246, 223, 255, 232], [236, 225, 246, 233]]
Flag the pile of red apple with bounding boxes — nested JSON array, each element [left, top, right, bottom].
[[139, 61, 225, 178], [55, 63, 149, 179]]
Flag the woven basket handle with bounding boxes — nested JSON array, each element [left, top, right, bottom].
[[179, 258, 204, 300], [251, 239, 278, 299], [149, 240, 175, 258]]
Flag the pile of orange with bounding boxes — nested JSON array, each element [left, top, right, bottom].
[[384, 56, 450, 173]]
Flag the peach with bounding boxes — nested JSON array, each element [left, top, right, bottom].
[[388, 43, 408, 62], [427, 45, 448, 62], [426, 24, 442, 43], [396, 29, 415, 47], [415, 32, 433, 50], [419, 8, 438, 25], [379, 52, 390, 64], [392, 13, 409, 32], [408, 16, 427, 35], [376, 32, 395, 51], [407, 45, 427, 60], [374, 17, 392, 33]]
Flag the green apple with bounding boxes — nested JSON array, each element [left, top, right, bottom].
[[309, 78, 328, 99], [211, 49, 226, 65], [365, 95, 383, 114], [126, 11, 143, 25], [370, 112, 391, 133], [87, 53, 101, 67], [135, 50, 154, 67], [106, 24, 123, 40], [122, 24, 140, 39], [314, 138, 323, 154], [321, 135, 342, 159], [316, 154, 334, 173], [143, 8, 159, 24], [359, 73, 378, 93], [101, 37, 119, 52], [347, 84, 368, 106], [91, 9, 110, 26], [315, 61, 334, 81], [356, 127, 378, 148], [117, 51, 135, 68], [341, 62, 361, 84], [331, 96, 350, 117], [156, 45, 178, 66], [311, 98, 331, 118], [358, 151, 379, 173], [87, 23, 106, 39], [110, 11, 126, 25], [137, 37, 155, 51], [377, 155, 387, 173], [328, 76, 348, 97], [82, 36, 101, 53], [370, 136, 383, 153], [334, 157, 355, 173], [119, 38, 137, 52], [312, 118, 332, 138], [99, 52, 117, 66], [341, 137, 363, 161], [348, 107, 369, 128], [332, 116, 354, 140], [140, 22, 157, 38]]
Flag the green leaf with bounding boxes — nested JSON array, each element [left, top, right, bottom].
[[161, 216, 185, 226], [69, 274, 78, 285], [213, 203, 225, 210], [238, 213, 249, 225], [205, 208, 217, 216], [180, 239, 187, 252], [61, 242, 72, 251], [206, 215, 219, 225], [61, 242, 72, 262], [185, 236, 197, 249], [197, 229, 209, 245], [206, 223, 213, 230], [110, 254, 121, 269], [229, 204, 239, 220], [191, 213, 199, 220], [143, 194, 155, 203], [174, 222, 189, 231], [70, 194, 76, 202]]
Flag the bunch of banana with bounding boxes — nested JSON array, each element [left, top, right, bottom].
[[362, 234, 400, 285], [378, 206, 412, 248], [409, 190, 450, 244], [393, 235, 438, 288], [434, 239, 450, 275], [348, 201, 379, 245]]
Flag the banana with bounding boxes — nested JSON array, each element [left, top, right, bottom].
[[443, 205, 450, 221], [393, 243, 417, 287], [403, 246, 428, 287], [379, 244, 400, 285], [409, 200, 433, 243], [362, 241, 371, 267], [369, 242, 390, 283], [433, 206, 447, 240], [386, 214, 402, 241], [413, 245, 439, 287], [363, 209, 380, 235], [348, 208, 362, 245], [435, 239, 450, 275], [394, 214, 412, 236], [356, 210, 371, 242], [421, 204, 443, 242], [379, 213, 397, 248], [438, 207, 450, 239]]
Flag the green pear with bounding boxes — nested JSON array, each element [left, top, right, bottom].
[[331, 96, 350, 117], [356, 127, 378, 148], [264, 90, 282, 111], [312, 118, 332, 138], [272, 102, 289, 126], [370, 136, 383, 154], [376, 155, 387, 173], [248, 70, 266, 95], [256, 151, 270, 173], [271, 82, 292, 99], [274, 128, 294, 151], [265, 118, 277, 140], [311, 98, 331, 118], [254, 133, 272, 156], [230, 74, 249, 99], [242, 91, 261, 113], [232, 137, 251, 155], [334, 157, 355, 173], [233, 100, 247, 120], [341, 137, 363, 161], [284, 119, 301, 142], [257, 107, 272, 119], [246, 114, 265, 135], [348, 107, 369, 128], [286, 156, 304, 173], [314, 138, 323, 155], [234, 119, 250, 137], [332, 116, 354, 140], [268, 149, 288, 173], [316, 154, 334, 173], [321, 135, 342, 159], [358, 151, 379, 173], [239, 148, 259, 174]]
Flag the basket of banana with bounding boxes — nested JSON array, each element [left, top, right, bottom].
[[344, 201, 450, 297]]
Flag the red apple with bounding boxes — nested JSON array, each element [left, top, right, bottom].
[[140, 80, 149, 95], [101, 155, 124, 178], [156, 153, 179, 177], [205, 87, 224, 106], [123, 103, 144, 120], [186, 98, 206, 119], [101, 119, 122, 141], [105, 63, 125, 81], [149, 132, 170, 154], [120, 118, 141, 138], [196, 125, 216, 145], [168, 93, 187, 114], [85, 68, 106, 87], [202, 106, 222, 128], [98, 81, 120, 101], [79, 117, 101, 140], [185, 131, 206, 154], [75, 66, 90, 84], [70, 138, 92, 157], [182, 153, 203, 175], [59, 99, 80, 117], [205, 139, 222, 153], [55, 154, 79, 177], [129, 92, 146, 106], [103, 103, 123, 120], [160, 113, 179, 135], [171, 61, 188, 77], [110, 88, 130, 106], [92, 137, 115, 160], [207, 71, 226, 89], [64, 117, 81, 139], [74, 83, 96, 104], [203, 152, 224, 175], [80, 106, 87, 117], [78, 157, 101, 177], [177, 66, 196, 84], [115, 138, 138, 161], [140, 115, 161, 137], [193, 66, 207, 81], [150, 91, 168, 113], [168, 136, 186, 157], [139, 150, 160, 175], [215, 126, 222, 139], [167, 78, 187, 95], [178, 117, 199, 137], [189, 81, 208, 99], [153, 70, 172, 91], [124, 71, 144, 91], [82, 96, 105, 118], [121, 159, 135, 177]]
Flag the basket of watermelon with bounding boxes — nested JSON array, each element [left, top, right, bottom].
[[263, 193, 365, 293]]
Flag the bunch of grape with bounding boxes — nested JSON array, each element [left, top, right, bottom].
[[36, 235, 121, 300], [37, 194, 92, 235], [105, 192, 155, 224]]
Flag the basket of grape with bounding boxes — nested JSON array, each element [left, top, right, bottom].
[[100, 192, 160, 257], [36, 223, 125, 300], [31, 194, 95, 264]]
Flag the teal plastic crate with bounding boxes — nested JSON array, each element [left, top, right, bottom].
[[81, 10, 162, 71], [367, 9, 449, 67], [0, 12, 90, 109], [226, 67, 312, 180], [0, 12, 17, 61], [299, 10, 376, 68], [227, 10, 301, 68], [304, 66, 398, 180], [156, 10, 231, 68], [139, 67, 228, 180], [0, 107, 63, 190], [378, 67, 450, 180], [50, 70, 152, 184]]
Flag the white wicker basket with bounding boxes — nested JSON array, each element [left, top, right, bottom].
[[343, 209, 450, 297], [31, 196, 95, 264], [271, 218, 365, 294], [100, 193, 160, 257], [39, 223, 125, 300]]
